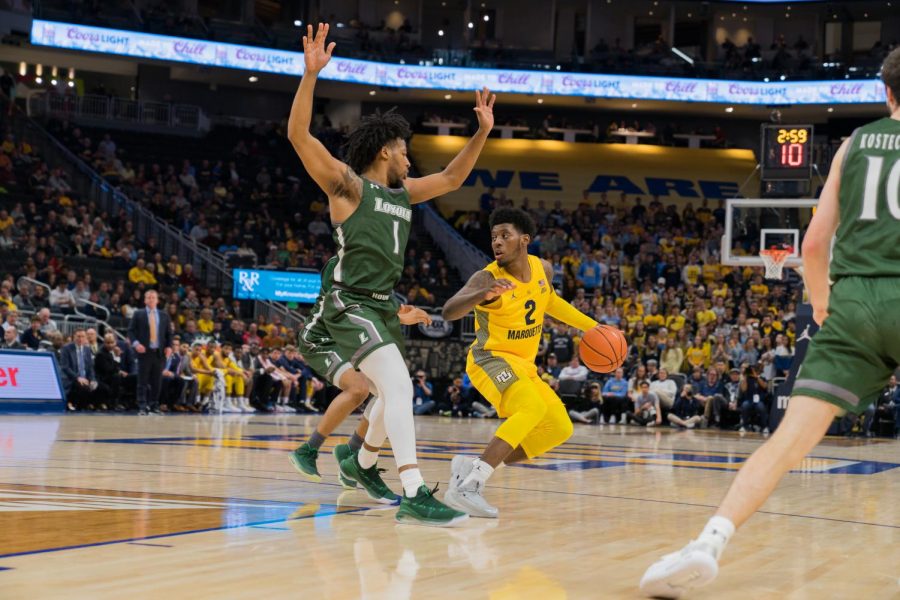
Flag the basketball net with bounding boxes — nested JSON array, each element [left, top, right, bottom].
[[759, 248, 792, 280]]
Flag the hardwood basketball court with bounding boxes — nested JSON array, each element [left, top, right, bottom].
[[1, 414, 898, 599]]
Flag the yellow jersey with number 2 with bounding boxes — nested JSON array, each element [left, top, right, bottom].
[[471, 255, 553, 365]]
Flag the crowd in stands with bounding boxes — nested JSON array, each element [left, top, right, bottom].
[[46, 118, 461, 304]]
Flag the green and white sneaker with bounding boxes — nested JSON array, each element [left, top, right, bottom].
[[396, 484, 469, 527], [288, 443, 321, 483], [333, 443, 358, 490], [338, 455, 401, 505]]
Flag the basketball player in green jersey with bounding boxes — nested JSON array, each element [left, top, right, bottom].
[[288, 257, 432, 505], [288, 23, 495, 526], [641, 47, 900, 598]]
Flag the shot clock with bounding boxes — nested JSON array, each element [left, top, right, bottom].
[[760, 124, 814, 181]]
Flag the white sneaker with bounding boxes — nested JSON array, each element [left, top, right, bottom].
[[240, 398, 256, 413], [448, 455, 475, 492], [444, 480, 499, 519], [609, 416, 617, 425], [762, 427, 770, 435], [639, 540, 719, 599], [223, 398, 242, 413], [303, 398, 319, 413], [738, 426, 747, 433]]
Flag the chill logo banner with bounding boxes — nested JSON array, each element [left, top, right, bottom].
[[31, 20, 886, 106], [411, 136, 759, 213], [232, 269, 321, 303]]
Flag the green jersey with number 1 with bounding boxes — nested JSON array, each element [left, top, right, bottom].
[[332, 178, 411, 293], [830, 117, 900, 281]]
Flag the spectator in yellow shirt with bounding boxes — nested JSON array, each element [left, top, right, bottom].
[[197, 308, 215, 334], [666, 306, 686, 332], [701, 262, 719, 285], [695, 299, 718, 328], [643, 306, 666, 331], [686, 335, 710, 369], [127, 259, 157, 285], [749, 274, 770, 297], [682, 260, 701, 286], [624, 304, 643, 330]]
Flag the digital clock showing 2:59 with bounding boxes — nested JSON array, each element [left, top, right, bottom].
[[760, 124, 814, 181]]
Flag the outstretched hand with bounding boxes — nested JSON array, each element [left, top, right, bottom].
[[473, 87, 496, 132], [398, 304, 433, 326], [303, 23, 336, 75]]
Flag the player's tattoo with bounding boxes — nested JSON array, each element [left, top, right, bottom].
[[332, 165, 362, 201]]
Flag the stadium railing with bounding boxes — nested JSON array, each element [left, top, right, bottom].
[[15, 113, 303, 330], [27, 93, 210, 134]]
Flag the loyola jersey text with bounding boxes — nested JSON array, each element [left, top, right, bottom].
[[471, 255, 553, 363], [332, 179, 411, 293], [831, 117, 900, 280]]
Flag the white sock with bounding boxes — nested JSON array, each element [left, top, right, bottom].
[[461, 458, 494, 489], [358, 447, 379, 469], [399, 468, 425, 497], [697, 516, 735, 560]]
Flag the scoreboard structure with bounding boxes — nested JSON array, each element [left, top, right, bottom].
[[760, 124, 815, 182]]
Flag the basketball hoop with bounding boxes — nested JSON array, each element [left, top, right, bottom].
[[759, 248, 792, 280]]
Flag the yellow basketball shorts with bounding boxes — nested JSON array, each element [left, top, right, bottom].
[[196, 374, 214, 395], [225, 374, 245, 397], [466, 352, 573, 459]]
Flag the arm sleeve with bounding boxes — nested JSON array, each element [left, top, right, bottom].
[[545, 291, 598, 332]]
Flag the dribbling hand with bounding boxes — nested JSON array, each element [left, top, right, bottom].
[[303, 23, 336, 75], [483, 278, 515, 301]]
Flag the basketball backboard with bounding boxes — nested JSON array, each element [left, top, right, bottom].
[[721, 198, 819, 269]]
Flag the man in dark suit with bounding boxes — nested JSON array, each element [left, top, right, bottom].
[[127, 289, 172, 415], [59, 329, 104, 411], [95, 333, 130, 411]]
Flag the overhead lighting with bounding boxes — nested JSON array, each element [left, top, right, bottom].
[[36, 64, 43, 76], [764, 77, 770, 82], [68, 67, 75, 79], [35, 77, 42, 84], [468, 22, 474, 29], [18, 62, 26, 76], [293, 19, 302, 27], [743, 17, 747, 22], [51, 66, 58, 77], [50, 78, 57, 86], [444, 94, 452, 99], [537, 98, 544, 104], [438, 29, 445, 36], [649, 10, 653, 15], [725, 107, 734, 113], [335, 22, 345, 28], [827, 107, 834, 113], [672, 47, 694, 65], [555, 65, 561, 70], [631, 103, 638, 108], [369, 90, 377, 95], [67, 80, 75, 88], [483, 14, 490, 22], [687, 12, 692, 17], [248, 76, 258, 82], [780, 74, 787, 81]]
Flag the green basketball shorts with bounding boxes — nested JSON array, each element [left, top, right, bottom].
[[793, 277, 900, 415], [297, 312, 352, 386], [321, 289, 404, 368]]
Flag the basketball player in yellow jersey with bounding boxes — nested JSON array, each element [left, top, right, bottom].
[[441, 208, 599, 517]]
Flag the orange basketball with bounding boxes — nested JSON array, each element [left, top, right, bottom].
[[579, 325, 628, 373]]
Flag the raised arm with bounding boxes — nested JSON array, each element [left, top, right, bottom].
[[442, 270, 515, 321], [286, 23, 362, 212], [404, 87, 496, 204]]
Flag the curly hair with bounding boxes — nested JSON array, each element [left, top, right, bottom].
[[489, 207, 536, 239], [342, 108, 411, 175], [882, 46, 900, 102]]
